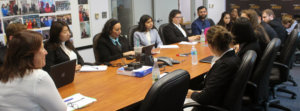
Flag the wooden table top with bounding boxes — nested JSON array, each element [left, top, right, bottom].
[[58, 43, 213, 111]]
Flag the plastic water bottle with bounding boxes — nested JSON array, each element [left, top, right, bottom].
[[152, 58, 160, 83], [191, 45, 198, 65], [200, 29, 205, 43]]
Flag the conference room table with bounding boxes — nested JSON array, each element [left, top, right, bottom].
[[58, 42, 213, 111]]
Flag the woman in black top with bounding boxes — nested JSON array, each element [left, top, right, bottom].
[[187, 26, 241, 108], [232, 17, 262, 61], [43, 21, 84, 73], [96, 19, 134, 63]]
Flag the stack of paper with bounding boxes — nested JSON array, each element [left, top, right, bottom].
[[80, 65, 108, 72], [64, 93, 97, 111], [160, 45, 179, 48], [179, 41, 198, 45]]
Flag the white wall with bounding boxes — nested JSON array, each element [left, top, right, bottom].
[[71, 0, 110, 48], [132, 0, 152, 25], [179, 0, 191, 22], [206, 0, 226, 24]]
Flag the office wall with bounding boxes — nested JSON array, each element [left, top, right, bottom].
[[207, 0, 226, 24], [179, 0, 191, 22], [132, 0, 152, 25], [72, 0, 110, 48]]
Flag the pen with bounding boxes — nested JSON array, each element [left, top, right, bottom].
[[64, 98, 73, 102]]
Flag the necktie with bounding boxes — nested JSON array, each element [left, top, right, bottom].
[[115, 41, 121, 51]]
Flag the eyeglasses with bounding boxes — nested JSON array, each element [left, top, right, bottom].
[[174, 16, 183, 19]]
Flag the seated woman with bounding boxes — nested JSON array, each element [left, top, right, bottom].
[[163, 9, 200, 44], [134, 15, 163, 47], [0, 31, 66, 111], [44, 21, 84, 73], [241, 9, 270, 52], [232, 17, 262, 60], [217, 12, 233, 31], [96, 19, 134, 63], [187, 26, 241, 108]]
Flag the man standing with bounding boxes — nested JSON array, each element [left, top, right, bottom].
[[192, 6, 215, 35], [262, 9, 287, 44]]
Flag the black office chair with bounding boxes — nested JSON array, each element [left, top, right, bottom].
[[158, 23, 168, 45], [119, 69, 190, 111], [184, 50, 257, 111], [128, 25, 138, 48], [242, 38, 289, 111], [270, 29, 300, 99], [93, 33, 101, 64]]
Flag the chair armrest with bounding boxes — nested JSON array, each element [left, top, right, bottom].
[[247, 81, 257, 88], [183, 102, 228, 111], [273, 62, 289, 69]]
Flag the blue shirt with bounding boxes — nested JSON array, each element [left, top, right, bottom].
[[191, 18, 211, 35], [109, 36, 122, 47]]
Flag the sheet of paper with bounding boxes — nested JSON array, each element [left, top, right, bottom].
[[64, 93, 97, 111], [80, 65, 108, 72], [160, 45, 179, 48], [179, 41, 198, 45]]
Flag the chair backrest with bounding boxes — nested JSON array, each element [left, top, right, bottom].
[[250, 38, 281, 103], [92, 33, 101, 64], [223, 50, 257, 111], [128, 25, 138, 48], [279, 29, 300, 80], [158, 23, 168, 45], [138, 69, 190, 111]]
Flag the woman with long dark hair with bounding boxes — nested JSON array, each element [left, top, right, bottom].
[[0, 31, 66, 111], [217, 12, 233, 31], [133, 15, 163, 47], [96, 19, 134, 63], [44, 21, 84, 72]]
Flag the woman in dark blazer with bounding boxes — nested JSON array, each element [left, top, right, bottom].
[[96, 19, 134, 63], [187, 26, 241, 108], [232, 17, 262, 60], [43, 21, 84, 73], [163, 9, 200, 44]]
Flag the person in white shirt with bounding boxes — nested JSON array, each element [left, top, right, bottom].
[[0, 30, 67, 111]]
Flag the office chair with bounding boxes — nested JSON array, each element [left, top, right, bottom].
[[242, 38, 290, 111], [184, 50, 257, 111], [270, 29, 300, 100], [118, 69, 190, 111], [128, 25, 138, 48], [92, 33, 101, 64], [158, 23, 168, 45]]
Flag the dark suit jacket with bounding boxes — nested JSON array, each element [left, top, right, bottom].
[[191, 50, 241, 106], [163, 23, 190, 44], [96, 36, 131, 63], [238, 41, 262, 62], [268, 19, 288, 44], [43, 43, 84, 73], [261, 21, 278, 40], [0, 46, 7, 66]]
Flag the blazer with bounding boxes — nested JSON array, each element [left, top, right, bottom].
[[238, 41, 262, 62], [133, 29, 163, 47], [0, 46, 7, 66], [43, 43, 84, 73], [268, 19, 288, 44], [163, 23, 190, 44], [191, 50, 241, 106], [96, 36, 131, 63]]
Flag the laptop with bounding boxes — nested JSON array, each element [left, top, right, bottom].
[[142, 44, 155, 55], [49, 59, 76, 88], [199, 56, 213, 63]]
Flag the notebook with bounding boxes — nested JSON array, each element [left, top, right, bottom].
[[49, 59, 76, 88], [199, 56, 213, 63]]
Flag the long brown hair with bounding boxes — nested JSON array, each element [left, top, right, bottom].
[[0, 31, 43, 83], [47, 21, 74, 50]]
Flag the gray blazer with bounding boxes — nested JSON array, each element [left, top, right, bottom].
[[133, 29, 163, 47]]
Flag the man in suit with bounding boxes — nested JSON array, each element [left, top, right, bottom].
[[191, 6, 215, 35], [262, 9, 287, 44], [163, 9, 200, 44], [0, 23, 26, 66]]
